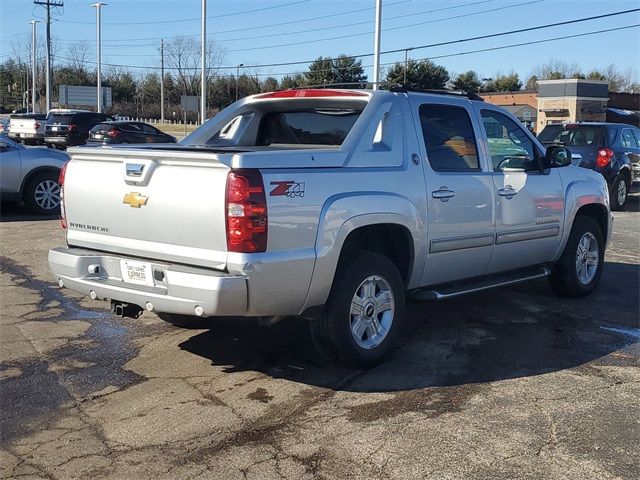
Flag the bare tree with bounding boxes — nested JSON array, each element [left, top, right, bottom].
[[164, 35, 224, 99]]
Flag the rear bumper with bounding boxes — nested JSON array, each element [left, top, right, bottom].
[[48, 247, 247, 317], [9, 132, 43, 139]]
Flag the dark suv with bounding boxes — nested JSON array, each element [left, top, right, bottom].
[[538, 122, 640, 210], [45, 111, 113, 149]]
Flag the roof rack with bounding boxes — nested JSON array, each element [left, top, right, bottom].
[[389, 85, 484, 101], [290, 81, 397, 90]]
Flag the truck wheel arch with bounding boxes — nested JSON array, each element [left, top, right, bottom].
[[557, 180, 610, 261], [301, 193, 423, 313]]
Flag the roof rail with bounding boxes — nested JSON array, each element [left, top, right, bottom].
[[289, 81, 399, 90], [389, 85, 484, 101]]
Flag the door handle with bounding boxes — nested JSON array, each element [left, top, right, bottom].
[[498, 187, 518, 198], [432, 188, 456, 201]]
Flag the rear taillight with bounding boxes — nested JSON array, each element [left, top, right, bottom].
[[596, 148, 614, 168], [34, 122, 40, 129], [59, 161, 68, 229], [225, 169, 267, 253], [68, 123, 77, 132], [107, 129, 119, 138]]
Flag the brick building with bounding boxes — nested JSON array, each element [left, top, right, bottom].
[[480, 81, 639, 133]]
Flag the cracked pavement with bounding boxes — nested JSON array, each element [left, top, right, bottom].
[[1, 197, 639, 480]]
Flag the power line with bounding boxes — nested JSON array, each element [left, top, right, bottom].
[[51, 8, 640, 72], [57, 0, 312, 25], [51, 0, 521, 51], [54, 0, 416, 44]]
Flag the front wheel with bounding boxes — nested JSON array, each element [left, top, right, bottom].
[[548, 216, 604, 297], [610, 175, 629, 211], [310, 251, 405, 368]]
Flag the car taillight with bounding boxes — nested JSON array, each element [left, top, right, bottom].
[[225, 169, 267, 253], [107, 129, 119, 138], [34, 122, 40, 129], [59, 161, 68, 229], [596, 148, 614, 168], [68, 123, 77, 132]]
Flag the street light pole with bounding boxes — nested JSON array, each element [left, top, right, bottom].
[[235, 63, 244, 101], [372, 0, 382, 90], [200, 0, 206, 124], [91, 3, 106, 113], [403, 48, 413, 85], [29, 20, 39, 113]]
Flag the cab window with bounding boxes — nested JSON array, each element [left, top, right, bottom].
[[419, 104, 480, 172], [481, 109, 539, 172]]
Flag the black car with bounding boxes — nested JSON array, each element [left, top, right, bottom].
[[87, 121, 177, 145], [44, 110, 114, 149], [538, 122, 640, 210]]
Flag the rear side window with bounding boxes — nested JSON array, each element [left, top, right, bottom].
[[419, 104, 480, 172], [621, 129, 637, 148], [538, 125, 605, 146], [256, 109, 361, 146]]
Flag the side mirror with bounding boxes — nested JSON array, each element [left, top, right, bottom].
[[544, 145, 572, 168]]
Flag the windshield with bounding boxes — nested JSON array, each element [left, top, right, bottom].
[[538, 125, 606, 146]]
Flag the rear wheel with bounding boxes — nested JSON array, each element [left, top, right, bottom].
[[549, 216, 604, 297], [23, 171, 61, 215], [610, 175, 629, 211], [310, 251, 405, 368]]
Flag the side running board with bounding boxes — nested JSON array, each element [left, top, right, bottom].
[[412, 266, 551, 301]]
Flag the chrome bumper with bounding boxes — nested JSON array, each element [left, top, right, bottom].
[[48, 247, 247, 317]]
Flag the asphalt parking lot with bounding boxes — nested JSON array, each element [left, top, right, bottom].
[[1, 197, 639, 480]]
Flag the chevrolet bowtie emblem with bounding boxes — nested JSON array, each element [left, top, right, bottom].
[[122, 192, 148, 208]]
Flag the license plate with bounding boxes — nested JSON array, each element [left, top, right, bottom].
[[51, 126, 59, 131], [120, 260, 154, 286]]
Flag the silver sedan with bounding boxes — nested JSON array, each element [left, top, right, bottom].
[[0, 138, 69, 214]]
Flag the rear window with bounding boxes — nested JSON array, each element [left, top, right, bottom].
[[255, 109, 360, 146], [48, 114, 75, 124], [90, 123, 114, 132], [538, 125, 606, 146], [10, 113, 47, 120]]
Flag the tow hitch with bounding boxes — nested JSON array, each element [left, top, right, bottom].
[[111, 300, 144, 319]]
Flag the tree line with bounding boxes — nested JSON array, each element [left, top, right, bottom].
[[1, 35, 637, 119]]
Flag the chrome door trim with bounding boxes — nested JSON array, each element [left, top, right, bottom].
[[496, 225, 560, 245], [429, 233, 494, 253]]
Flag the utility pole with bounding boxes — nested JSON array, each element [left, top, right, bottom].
[[200, 0, 206, 124], [160, 38, 164, 123], [91, 3, 106, 113], [372, 0, 382, 90], [34, 0, 62, 113], [235, 63, 243, 101], [403, 47, 413, 85], [29, 20, 40, 113]]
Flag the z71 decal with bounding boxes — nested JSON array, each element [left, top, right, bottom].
[[270, 181, 305, 198]]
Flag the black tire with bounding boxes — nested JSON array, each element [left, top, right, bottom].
[[310, 251, 406, 368], [610, 175, 629, 211], [548, 216, 604, 298], [23, 170, 61, 215], [157, 312, 206, 329]]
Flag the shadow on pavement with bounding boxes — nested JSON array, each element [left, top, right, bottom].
[[0, 202, 58, 222], [180, 261, 639, 393]]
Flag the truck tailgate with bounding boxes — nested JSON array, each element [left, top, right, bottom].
[[64, 147, 232, 270]]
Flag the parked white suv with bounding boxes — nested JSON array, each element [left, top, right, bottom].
[[49, 88, 612, 366]]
